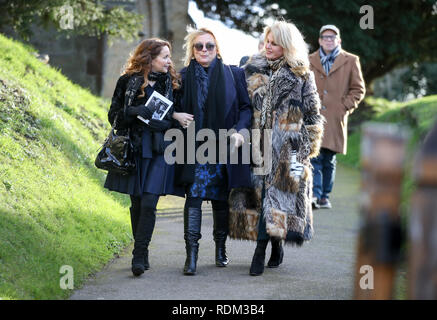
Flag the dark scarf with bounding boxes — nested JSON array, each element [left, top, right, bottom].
[[177, 57, 227, 185], [148, 71, 172, 99], [183, 57, 226, 135]]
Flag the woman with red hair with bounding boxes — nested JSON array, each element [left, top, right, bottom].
[[104, 38, 183, 277]]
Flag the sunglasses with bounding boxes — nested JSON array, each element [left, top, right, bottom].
[[320, 35, 337, 41], [193, 42, 216, 51]]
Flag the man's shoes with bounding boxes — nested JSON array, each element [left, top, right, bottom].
[[318, 198, 332, 209], [312, 197, 320, 210]]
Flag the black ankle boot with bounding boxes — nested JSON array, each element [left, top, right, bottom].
[[184, 243, 199, 275], [267, 238, 284, 268], [183, 207, 202, 275], [250, 239, 268, 276], [215, 240, 229, 267], [131, 254, 145, 276], [213, 208, 229, 267]]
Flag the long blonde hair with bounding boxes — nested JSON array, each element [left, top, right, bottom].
[[182, 26, 222, 66], [264, 20, 310, 77]]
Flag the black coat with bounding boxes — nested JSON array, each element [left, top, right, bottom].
[[104, 73, 183, 197], [108, 73, 173, 156], [176, 65, 253, 189]]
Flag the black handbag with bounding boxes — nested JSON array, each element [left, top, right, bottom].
[[95, 76, 142, 175], [95, 124, 135, 175]]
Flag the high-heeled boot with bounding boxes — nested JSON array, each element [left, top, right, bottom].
[[249, 239, 268, 276], [212, 208, 229, 267], [267, 237, 284, 268], [183, 207, 202, 275]]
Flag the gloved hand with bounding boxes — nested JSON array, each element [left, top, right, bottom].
[[148, 119, 171, 132], [127, 104, 153, 120]]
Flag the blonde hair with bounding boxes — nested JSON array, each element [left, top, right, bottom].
[[182, 26, 222, 66], [264, 20, 310, 77]]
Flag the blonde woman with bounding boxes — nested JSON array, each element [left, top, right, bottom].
[[229, 20, 325, 276], [173, 27, 252, 275]]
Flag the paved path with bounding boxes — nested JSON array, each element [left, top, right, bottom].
[[70, 164, 360, 300]]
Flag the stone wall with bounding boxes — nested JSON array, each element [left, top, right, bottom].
[[0, 24, 103, 95], [1, 0, 190, 98], [101, 0, 191, 98]]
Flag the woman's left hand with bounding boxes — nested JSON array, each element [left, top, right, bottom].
[[173, 112, 194, 128]]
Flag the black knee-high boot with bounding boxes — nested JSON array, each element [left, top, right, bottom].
[[267, 237, 284, 268], [130, 207, 140, 239], [131, 207, 156, 276], [212, 205, 229, 267], [183, 206, 202, 275], [129, 196, 141, 238], [250, 239, 268, 276]]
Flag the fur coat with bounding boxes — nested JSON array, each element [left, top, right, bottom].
[[229, 54, 325, 245]]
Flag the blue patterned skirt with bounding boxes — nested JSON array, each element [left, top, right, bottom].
[[186, 163, 228, 201]]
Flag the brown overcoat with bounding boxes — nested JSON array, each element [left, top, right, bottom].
[[309, 49, 365, 154]]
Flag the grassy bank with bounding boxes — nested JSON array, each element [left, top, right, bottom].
[[338, 95, 437, 168], [0, 34, 135, 299], [338, 95, 437, 210]]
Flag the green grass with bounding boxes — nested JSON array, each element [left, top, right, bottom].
[[337, 94, 437, 214], [0, 34, 185, 300], [337, 95, 437, 168], [0, 34, 137, 299]]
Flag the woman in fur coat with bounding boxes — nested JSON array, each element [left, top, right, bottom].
[[229, 21, 325, 276]]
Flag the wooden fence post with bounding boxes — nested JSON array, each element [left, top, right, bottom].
[[354, 123, 409, 299], [408, 122, 437, 299]]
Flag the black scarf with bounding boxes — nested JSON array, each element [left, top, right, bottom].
[[148, 71, 172, 99], [177, 57, 227, 185], [183, 57, 226, 135]]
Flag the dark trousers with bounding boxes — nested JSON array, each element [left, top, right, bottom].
[[185, 197, 228, 212], [311, 147, 337, 200]]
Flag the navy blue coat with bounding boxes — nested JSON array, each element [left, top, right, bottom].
[[176, 64, 253, 189]]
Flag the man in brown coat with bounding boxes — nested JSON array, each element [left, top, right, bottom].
[[309, 25, 365, 209]]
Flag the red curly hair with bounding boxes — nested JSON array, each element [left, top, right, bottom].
[[123, 38, 180, 98]]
